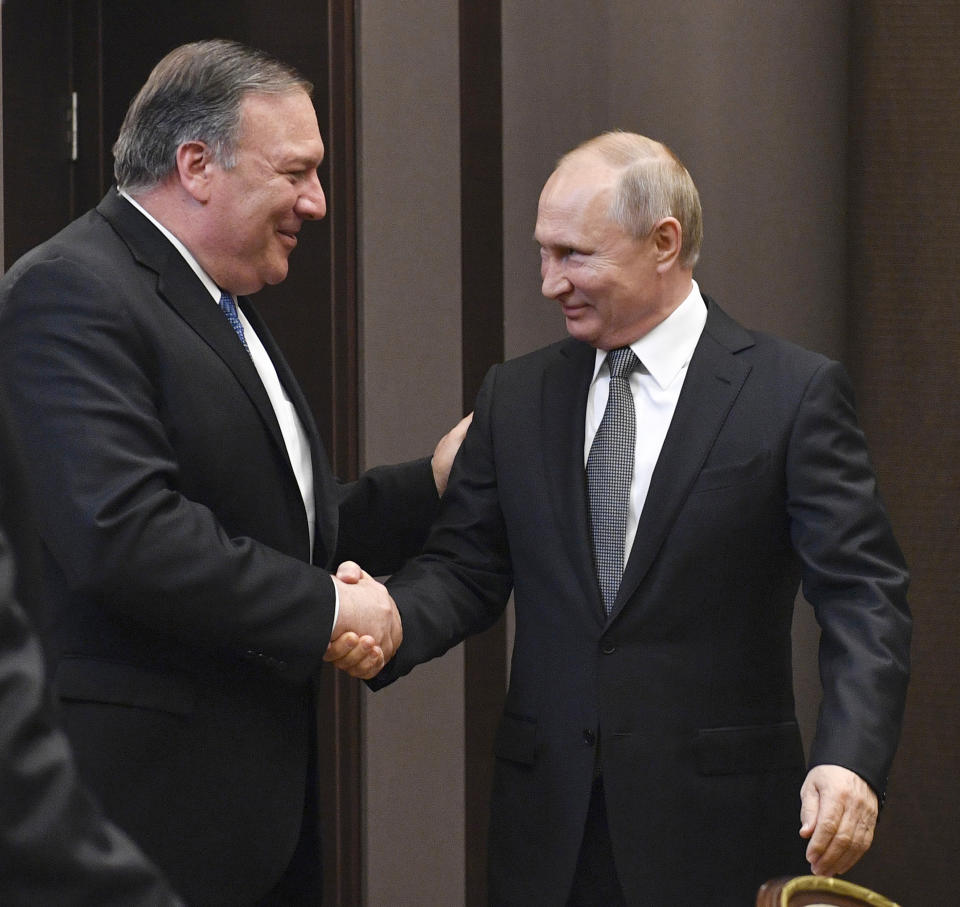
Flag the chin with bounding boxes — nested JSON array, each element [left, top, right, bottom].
[[564, 318, 601, 347], [262, 264, 291, 288]]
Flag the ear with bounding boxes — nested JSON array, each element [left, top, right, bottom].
[[652, 217, 683, 272], [175, 141, 216, 202]]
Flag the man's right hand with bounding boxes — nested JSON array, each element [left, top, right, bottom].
[[326, 561, 401, 679]]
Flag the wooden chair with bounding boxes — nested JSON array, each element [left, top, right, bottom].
[[757, 875, 902, 907]]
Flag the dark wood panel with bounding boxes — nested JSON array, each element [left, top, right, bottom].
[[845, 2, 960, 903], [2, 0, 74, 267], [459, 2, 506, 904]]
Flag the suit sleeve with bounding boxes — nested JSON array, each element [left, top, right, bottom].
[[786, 360, 911, 798], [0, 528, 184, 906], [371, 366, 514, 688], [334, 456, 440, 576], [0, 257, 339, 682]]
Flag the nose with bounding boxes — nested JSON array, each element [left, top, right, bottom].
[[540, 256, 571, 299], [296, 170, 327, 221]]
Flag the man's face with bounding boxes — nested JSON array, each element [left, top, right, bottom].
[[204, 90, 326, 295], [534, 158, 663, 350]]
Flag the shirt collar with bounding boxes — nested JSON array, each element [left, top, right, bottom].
[[591, 279, 708, 390], [119, 190, 222, 304]]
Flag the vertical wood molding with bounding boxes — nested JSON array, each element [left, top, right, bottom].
[[318, 4, 362, 904], [326, 0, 359, 477], [459, 2, 505, 904]]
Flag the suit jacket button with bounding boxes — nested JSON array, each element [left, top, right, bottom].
[[583, 729, 596, 746], [601, 643, 616, 655]]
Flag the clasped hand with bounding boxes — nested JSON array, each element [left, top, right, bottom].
[[325, 562, 399, 679]]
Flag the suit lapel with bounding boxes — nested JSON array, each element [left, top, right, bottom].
[[541, 339, 606, 618], [608, 301, 754, 624], [97, 190, 325, 550], [98, 190, 288, 451]]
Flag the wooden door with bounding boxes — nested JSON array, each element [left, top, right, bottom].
[[1, 2, 362, 902]]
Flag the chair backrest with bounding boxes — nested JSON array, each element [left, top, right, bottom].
[[757, 875, 902, 907]]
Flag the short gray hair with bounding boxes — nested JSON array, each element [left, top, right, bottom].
[[561, 131, 703, 269], [113, 39, 313, 193]]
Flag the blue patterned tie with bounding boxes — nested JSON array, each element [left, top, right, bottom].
[[218, 290, 250, 354], [587, 346, 640, 615]]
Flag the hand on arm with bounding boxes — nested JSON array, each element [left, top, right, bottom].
[[431, 413, 473, 496], [799, 764, 878, 876], [324, 562, 400, 679]]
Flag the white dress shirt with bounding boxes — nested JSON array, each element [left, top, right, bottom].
[[584, 280, 708, 566]]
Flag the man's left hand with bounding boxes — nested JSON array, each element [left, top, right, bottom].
[[799, 764, 878, 876]]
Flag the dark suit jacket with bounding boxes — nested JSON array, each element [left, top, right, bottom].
[[0, 388, 183, 906], [0, 189, 440, 905], [376, 300, 911, 906]]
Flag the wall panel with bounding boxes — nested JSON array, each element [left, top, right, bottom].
[[356, 2, 465, 904], [845, 3, 960, 901]]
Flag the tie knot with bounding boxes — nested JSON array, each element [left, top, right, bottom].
[[218, 290, 237, 315], [607, 346, 639, 380]]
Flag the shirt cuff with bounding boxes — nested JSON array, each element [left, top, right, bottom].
[[329, 573, 340, 641]]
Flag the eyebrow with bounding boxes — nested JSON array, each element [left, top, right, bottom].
[[281, 159, 321, 171], [533, 233, 572, 248], [278, 149, 324, 169]]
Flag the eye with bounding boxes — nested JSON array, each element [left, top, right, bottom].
[[285, 167, 318, 185]]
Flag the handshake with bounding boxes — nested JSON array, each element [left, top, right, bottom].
[[323, 561, 399, 680], [323, 411, 473, 680]]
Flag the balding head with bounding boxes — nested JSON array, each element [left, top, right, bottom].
[[557, 132, 703, 270]]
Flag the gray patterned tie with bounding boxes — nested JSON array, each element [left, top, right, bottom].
[[587, 346, 640, 615], [218, 290, 250, 354]]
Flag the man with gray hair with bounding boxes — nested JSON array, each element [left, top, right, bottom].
[[0, 39, 465, 905], [329, 131, 911, 905]]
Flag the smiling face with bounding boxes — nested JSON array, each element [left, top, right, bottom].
[[201, 90, 326, 295], [535, 156, 677, 350]]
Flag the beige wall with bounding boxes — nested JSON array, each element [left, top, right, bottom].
[[358, 2, 849, 902], [356, 2, 465, 904]]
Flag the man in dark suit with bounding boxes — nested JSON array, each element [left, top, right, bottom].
[[328, 132, 911, 905], [0, 389, 184, 906], [0, 40, 464, 906]]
